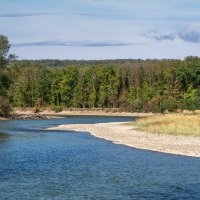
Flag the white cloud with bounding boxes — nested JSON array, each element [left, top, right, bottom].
[[1, 0, 200, 59]]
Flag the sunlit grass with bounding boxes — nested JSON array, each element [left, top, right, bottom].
[[130, 114, 200, 136]]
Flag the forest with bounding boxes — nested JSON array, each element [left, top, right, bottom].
[[1, 35, 200, 115]]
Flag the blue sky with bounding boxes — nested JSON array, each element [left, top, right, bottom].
[[1, 0, 200, 59]]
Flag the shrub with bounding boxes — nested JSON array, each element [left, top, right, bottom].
[[0, 96, 12, 117], [159, 99, 178, 113], [52, 105, 63, 113]]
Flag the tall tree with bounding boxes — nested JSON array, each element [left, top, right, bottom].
[[0, 35, 11, 97], [0, 35, 12, 116]]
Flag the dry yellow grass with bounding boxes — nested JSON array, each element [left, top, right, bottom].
[[131, 114, 200, 136]]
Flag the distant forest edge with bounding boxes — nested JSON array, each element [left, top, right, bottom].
[[1, 35, 200, 115]]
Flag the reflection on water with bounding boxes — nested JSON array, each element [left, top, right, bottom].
[[0, 132, 9, 140], [0, 116, 200, 200]]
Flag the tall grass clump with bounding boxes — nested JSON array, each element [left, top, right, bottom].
[[132, 114, 200, 136]]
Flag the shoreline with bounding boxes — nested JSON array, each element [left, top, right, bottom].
[[0, 110, 153, 120], [10, 109, 154, 118], [47, 122, 200, 158]]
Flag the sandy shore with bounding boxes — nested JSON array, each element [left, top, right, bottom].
[[0, 109, 149, 121], [14, 108, 153, 117], [0, 117, 7, 120], [47, 122, 200, 158]]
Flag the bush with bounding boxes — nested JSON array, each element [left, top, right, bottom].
[[52, 105, 63, 113], [0, 96, 12, 117], [181, 98, 200, 110], [159, 99, 178, 113]]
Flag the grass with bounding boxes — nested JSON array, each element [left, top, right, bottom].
[[130, 114, 200, 136]]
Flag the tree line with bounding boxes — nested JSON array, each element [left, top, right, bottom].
[[8, 57, 200, 113], [0, 35, 200, 115], [0, 36, 12, 116]]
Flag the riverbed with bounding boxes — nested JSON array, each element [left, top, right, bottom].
[[0, 116, 200, 199]]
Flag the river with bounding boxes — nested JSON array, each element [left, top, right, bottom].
[[0, 116, 200, 199]]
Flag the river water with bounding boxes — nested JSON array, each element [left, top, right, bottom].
[[0, 116, 200, 199]]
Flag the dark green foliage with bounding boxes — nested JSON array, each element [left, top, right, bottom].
[[0, 71, 11, 97], [0, 96, 12, 117], [52, 105, 63, 113], [0, 35, 10, 68], [0, 35, 11, 96], [60, 67, 78, 107], [6, 57, 200, 112], [0, 35, 12, 116]]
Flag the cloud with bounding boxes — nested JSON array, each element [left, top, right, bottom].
[[144, 31, 176, 41], [0, 13, 57, 18], [0, 11, 123, 20], [12, 41, 145, 47], [145, 29, 200, 43], [78, 12, 120, 19], [178, 30, 200, 43]]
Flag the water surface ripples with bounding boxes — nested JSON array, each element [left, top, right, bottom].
[[0, 116, 200, 199]]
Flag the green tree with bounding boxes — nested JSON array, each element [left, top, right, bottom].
[[60, 67, 78, 107], [0, 35, 11, 97], [0, 35, 12, 116]]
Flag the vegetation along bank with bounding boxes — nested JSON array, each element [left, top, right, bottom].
[[0, 35, 200, 117]]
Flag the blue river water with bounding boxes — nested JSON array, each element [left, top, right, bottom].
[[0, 116, 200, 200]]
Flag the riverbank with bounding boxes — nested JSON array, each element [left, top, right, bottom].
[[13, 108, 153, 117], [47, 122, 200, 158], [0, 108, 152, 120], [0, 117, 7, 120], [0, 114, 50, 120]]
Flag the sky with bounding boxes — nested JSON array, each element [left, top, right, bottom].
[[1, 0, 200, 60]]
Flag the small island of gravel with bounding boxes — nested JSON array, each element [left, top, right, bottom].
[[47, 113, 200, 158]]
